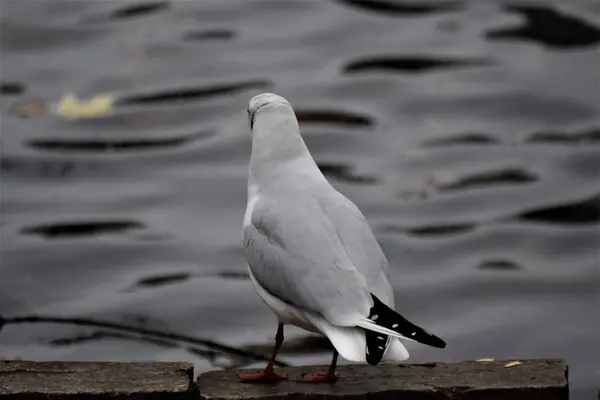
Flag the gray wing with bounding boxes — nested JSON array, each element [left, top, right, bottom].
[[243, 194, 374, 326], [318, 189, 395, 307]]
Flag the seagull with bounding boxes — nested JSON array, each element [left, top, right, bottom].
[[239, 93, 446, 383]]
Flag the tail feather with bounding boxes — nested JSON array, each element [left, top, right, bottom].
[[361, 294, 446, 350], [364, 329, 390, 365]]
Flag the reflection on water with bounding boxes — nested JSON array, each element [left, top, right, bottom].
[[21, 220, 145, 238], [516, 194, 600, 225], [94, 2, 170, 21], [318, 162, 378, 185], [296, 109, 373, 127], [422, 132, 501, 147], [337, 0, 462, 15], [345, 56, 491, 74], [27, 131, 211, 152], [1, 1, 599, 399], [131, 272, 192, 290], [433, 168, 538, 191], [0, 82, 25, 95], [477, 259, 521, 272], [486, 4, 600, 48], [526, 128, 600, 145], [119, 80, 270, 105]]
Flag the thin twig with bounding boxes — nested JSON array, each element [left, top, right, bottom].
[[1, 315, 290, 367]]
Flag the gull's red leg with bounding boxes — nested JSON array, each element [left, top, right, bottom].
[[296, 349, 339, 383], [238, 323, 287, 382]]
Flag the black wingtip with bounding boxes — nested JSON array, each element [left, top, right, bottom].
[[369, 294, 447, 349], [428, 335, 446, 349], [417, 324, 447, 349]]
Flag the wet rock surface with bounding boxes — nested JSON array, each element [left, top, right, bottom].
[[0, 360, 195, 399], [198, 359, 568, 400]]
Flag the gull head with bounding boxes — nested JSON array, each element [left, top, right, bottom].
[[246, 92, 318, 185], [248, 93, 295, 132]]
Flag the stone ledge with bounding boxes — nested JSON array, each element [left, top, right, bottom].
[[0, 361, 195, 399], [197, 359, 569, 400], [0, 359, 569, 399]]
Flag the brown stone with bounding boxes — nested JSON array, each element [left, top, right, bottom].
[[197, 359, 568, 400], [0, 361, 195, 399]]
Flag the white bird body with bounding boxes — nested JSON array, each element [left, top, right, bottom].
[[242, 93, 444, 378], [247, 264, 411, 362]]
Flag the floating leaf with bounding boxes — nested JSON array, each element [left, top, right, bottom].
[[476, 358, 495, 362], [54, 93, 115, 120], [504, 361, 522, 368]]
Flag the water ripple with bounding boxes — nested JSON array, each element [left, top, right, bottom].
[[119, 80, 270, 105], [337, 0, 461, 15], [210, 271, 250, 280], [422, 133, 501, 147], [516, 194, 600, 225], [1, 157, 96, 178], [318, 162, 378, 184], [296, 109, 374, 127], [91, 2, 170, 21], [0, 81, 25, 95], [487, 5, 600, 48], [477, 259, 522, 271], [345, 56, 490, 74], [382, 223, 476, 237], [133, 272, 192, 289], [435, 168, 538, 191], [525, 128, 600, 145], [183, 29, 236, 41], [21, 220, 145, 238], [27, 131, 212, 153]]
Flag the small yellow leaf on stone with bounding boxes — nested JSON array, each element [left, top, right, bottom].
[[476, 358, 495, 362], [54, 93, 115, 120], [504, 361, 522, 368]]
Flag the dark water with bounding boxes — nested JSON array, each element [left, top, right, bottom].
[[1, 0, 599, 397]]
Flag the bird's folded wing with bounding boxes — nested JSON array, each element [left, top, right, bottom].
[[243, 197, 373, 326], [317, 189, 394, 305]]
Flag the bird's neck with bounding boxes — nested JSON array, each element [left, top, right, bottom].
[[248, 113, 325, 198]]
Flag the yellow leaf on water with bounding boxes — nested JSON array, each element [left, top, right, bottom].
[[504, 361, 522, 368], [476, 358, 495, 362], [54, 93, 115, 120]]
